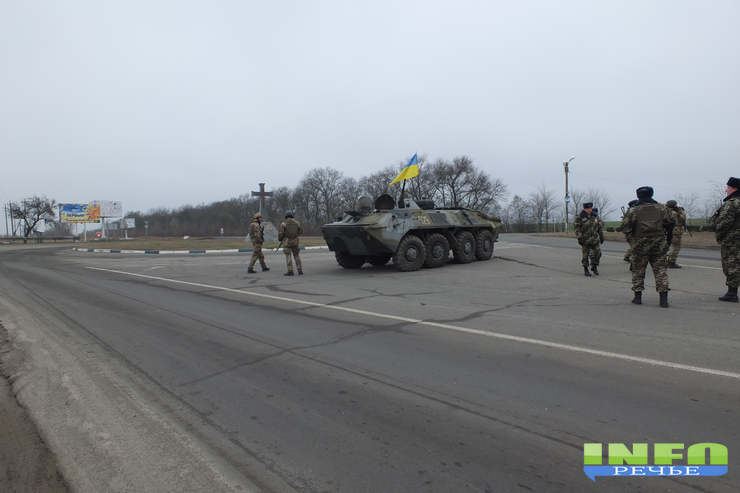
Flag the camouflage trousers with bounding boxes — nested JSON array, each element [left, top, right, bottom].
[[581, 244, 601, 267], [248, 243, 267, 269], [624, 245, 633, 260], [720, 241, 740, 288], [631, 236, 669, 292], [284, 245, 302, 273], [667, 232, 683, 263]]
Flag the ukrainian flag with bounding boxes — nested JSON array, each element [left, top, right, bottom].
[[389, 154, 419, 185]]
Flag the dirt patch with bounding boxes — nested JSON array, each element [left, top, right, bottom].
[[0, 324, 70, 493]]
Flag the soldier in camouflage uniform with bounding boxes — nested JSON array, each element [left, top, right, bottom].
[[666, 200, 687, 268], [588, 208, 605, 265], [247, 212, 270, 273], [617, 199, 639, 264], [714, 177, 740, 302], [279, 211, 304, 276], [620, 186, 675, 307], [574, 202, 603, 276]]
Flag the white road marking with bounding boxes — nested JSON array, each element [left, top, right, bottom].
[[88, 267, 740, 380]]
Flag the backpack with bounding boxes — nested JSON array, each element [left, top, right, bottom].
[[633, 203, 664, 238]]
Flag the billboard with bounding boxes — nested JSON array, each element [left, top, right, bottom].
[[59, 204, 101, 223], [92, 200, 123, 218]]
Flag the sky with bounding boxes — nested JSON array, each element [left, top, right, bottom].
[[1, 0, 739, 230]]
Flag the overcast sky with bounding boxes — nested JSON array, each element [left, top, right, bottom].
[[1, 0, 738, 229]]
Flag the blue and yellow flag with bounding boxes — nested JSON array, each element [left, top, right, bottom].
[[389, 154, 419, 185]]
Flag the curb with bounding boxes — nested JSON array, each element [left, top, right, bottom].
[[72, 246, 329, 254]]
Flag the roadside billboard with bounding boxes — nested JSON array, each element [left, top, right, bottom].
[[59, 204, 101, 223], [91, 200, 123, 218]]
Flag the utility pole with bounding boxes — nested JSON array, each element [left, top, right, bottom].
[[563, 156, 575, 233]]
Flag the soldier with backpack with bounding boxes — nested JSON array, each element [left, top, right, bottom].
[[619, 187, 675, 307], [279, 211, 304, 276]]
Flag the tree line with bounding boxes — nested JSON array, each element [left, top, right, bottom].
[[123, 155, 509, 237], [5, 160, 731, 238]]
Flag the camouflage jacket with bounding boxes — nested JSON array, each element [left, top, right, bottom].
[[574, 211, 603, 245], [278, 218, 303, 248], [715, 193, 740, 245], [670, 207, 687, 234], [620, 201, 674, 244], [248, 221, 264, 245]]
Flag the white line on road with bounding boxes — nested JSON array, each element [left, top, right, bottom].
[[88, 267, 740, 380]]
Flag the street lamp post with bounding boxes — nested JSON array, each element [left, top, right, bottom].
[[563, 156, 575, 233]]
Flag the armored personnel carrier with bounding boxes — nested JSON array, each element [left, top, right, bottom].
[[321, 194, 502, 272]]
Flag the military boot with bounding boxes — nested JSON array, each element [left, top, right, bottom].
[[631, 291, 642, 305], [247, 268, 257, 274], [262, 267, 270, 272], [584, 266, 592, 277], [591, 265, 599, 276], [719, 286, 739, 302], [668, 262, 682, 269], [298, 270, 303, 275], [284, 271, 294, 276], [659, 291, 669, 308]]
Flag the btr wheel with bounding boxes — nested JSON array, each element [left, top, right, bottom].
[[393, 235, 426, 272], [453, 231, 476, 264], [335, 251, 367, 269], [367, 254, 392, 266], [475, 229, 495, 260], [423, 233, 450, 268]]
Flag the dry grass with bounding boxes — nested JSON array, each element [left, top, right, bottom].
[[2, 236, 328, 251], [532, 231, 720, 249]]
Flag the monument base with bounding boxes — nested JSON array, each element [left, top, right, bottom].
[[244, 222, 280, 244]]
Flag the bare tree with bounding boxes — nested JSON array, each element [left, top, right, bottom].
[[675, 192, 700, 220], [699, 181, 727, 226], [528, 184, 560, 232], [428, 156, 508, 212], [9, 195, 57, 238], [294, 167, 347, 231], [502, 195, 534, 232], [359, 165, 398, 202], [569, 188, 615, 221]]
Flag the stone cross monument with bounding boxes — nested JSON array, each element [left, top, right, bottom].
[[251, 183, 273, 218], [249, 182, 278, 242]]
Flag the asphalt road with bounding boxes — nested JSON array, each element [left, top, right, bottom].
[[0, 234, 737, 493]]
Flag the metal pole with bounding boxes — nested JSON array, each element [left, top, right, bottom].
[[563, 156, 574, 233]]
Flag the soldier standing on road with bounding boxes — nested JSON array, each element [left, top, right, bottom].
[[588, 208, 604, 265], [619, 199, 639, 265], [666, 200, 687, 269], [619, 186, 675, 307], [574, 202, 603, 276], [714, 177, 740, 302], [247, 212, 270, 274], [279, 211, 304, 276]]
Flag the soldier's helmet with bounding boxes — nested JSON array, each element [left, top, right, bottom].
[[666, 200, 677, 208], [252, 212, 262, 220], [285, 211, 294, 218]]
